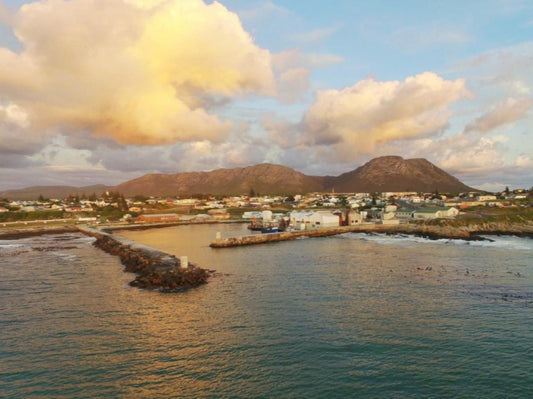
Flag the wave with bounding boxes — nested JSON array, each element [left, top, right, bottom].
[[340, 232, 533, 251]]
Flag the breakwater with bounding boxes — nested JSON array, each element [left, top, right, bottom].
[[210, 221, 533, 248], [78, 226, 211, 292]]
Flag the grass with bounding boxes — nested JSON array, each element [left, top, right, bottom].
[[420, 206, 533, 227]]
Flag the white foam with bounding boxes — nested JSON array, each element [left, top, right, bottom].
[[343, 232, 533, 251]]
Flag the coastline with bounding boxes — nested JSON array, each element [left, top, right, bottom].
[[210, 221, 533, 248], [2, 219, 532, 243], [0, 224, 212, 293]]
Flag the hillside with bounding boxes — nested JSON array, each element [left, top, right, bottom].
[[113, 163, 325, 197], [0, 185, 110, 201], [324, 156, 474, 193]]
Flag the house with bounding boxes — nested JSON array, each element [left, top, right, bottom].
[[477, 195, 497, 202], [0, 207, 8, 213], [412, 207, 459, 220], [345, 210, 363, 225], [396, 209, 414, 219]]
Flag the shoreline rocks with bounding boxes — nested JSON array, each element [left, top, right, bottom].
[[210, 221, 533, 248]]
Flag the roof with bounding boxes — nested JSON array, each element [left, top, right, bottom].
[[414, 207, 452, 213], [140, 213, 178, 218]]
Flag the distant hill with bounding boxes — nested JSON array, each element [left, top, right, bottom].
[[323, 156, 474, 193], [0, 156, 477, 199], [0, 185, 110, 201], [113, 163, 325, 197]]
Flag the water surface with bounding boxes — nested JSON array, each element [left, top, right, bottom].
[[1, 225, 531, 398]]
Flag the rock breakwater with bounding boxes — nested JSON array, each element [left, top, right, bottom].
[[79, 227, 211, 292]]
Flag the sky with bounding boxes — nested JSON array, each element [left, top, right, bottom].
[[0, 0, 532, 192]]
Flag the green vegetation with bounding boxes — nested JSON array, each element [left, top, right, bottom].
[[419, 206, 533, 227], [0, 210, 65, 223]]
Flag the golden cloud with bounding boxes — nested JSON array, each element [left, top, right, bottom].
[[301, 72, 471, 160], [464, 97, 533, 133], [0, 0, 275, 145]]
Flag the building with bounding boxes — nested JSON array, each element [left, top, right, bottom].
[[307, 211, 340, 228], [289, 211, 340, 229], [344, 210, 363, 225], [412, 207, 459, 220], [135, 213, 180, 223]]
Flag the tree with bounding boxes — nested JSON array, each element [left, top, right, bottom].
[[249, 188, 255, 197], [504, 186, 510, 195]]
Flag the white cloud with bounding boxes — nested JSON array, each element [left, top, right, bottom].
[[300, 72, 471, 160], [0, 0, 276, 146]]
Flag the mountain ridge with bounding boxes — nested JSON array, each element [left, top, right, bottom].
[[0, 156, 477, 199]]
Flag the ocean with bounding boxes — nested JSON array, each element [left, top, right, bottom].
[[1, 223, 532, 398]]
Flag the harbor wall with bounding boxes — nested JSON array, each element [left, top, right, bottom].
[[78, 226, 211, 292], [210, 221, 533, 248]]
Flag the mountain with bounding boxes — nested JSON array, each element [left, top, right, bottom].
[[0, 185, 110, 201], [113, 163, 325, 197], [1, 157, 477, 199], [324, 156, 474, 193]]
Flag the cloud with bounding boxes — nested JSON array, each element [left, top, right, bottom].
[[0, 0, 276, 146], [300, 72, 471, 160], [459, 41, 533, 96], [0, 102, 48, 157], [291, 25, 340, 45], [391, 23, 471, 53], [0, 1, 12, 26], [271, 48, 343, 103], [273, 48, 343, 70], [237, 1, 290, 22], [464, 97, 533, 133]]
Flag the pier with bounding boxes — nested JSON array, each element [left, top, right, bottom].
[[210, 225, 388, 247]]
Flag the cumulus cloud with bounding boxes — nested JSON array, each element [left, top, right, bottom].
[[0, 1, 12, 26], [464, 97, 533, 133], [0, 102, 48, 157], [271, 48, 342, 104], [0, 0, 276, 146], [300, 72, 471, 160]]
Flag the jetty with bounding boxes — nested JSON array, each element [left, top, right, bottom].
[[78, 226, 211, 292], [210, 225, 388, 248], [210, 220, 533, 248]]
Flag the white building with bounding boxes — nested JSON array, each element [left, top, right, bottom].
[[413, 207, 459, 220]]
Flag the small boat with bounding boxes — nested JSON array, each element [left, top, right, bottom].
[[261, 226, 279, 233], [248, 216, 263, 231]]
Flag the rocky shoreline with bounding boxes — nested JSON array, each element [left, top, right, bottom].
[[0, 226, 79, 240], [78, 226, 212, 292], [210, 221, 533, 248]]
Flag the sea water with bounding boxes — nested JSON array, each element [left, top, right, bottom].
[[1, 224, 532, 398]]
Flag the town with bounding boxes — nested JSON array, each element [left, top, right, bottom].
[[1, 188, 532, 231]]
